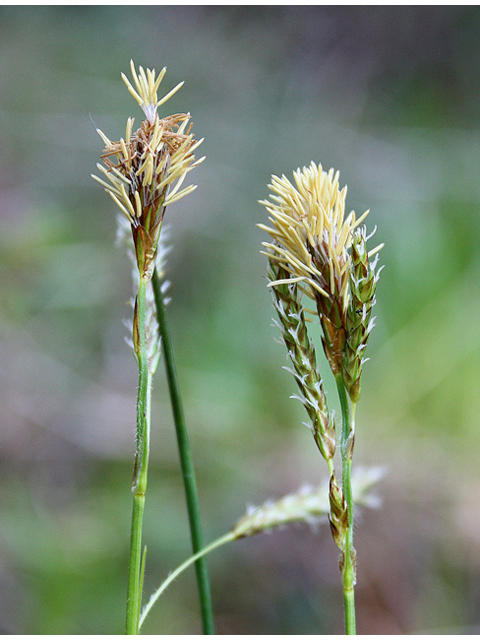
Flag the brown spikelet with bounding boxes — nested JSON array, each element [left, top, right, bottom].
[[328, 474, 349, 551], [92, 62, 204, 281]]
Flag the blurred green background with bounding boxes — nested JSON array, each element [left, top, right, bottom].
[[1, 5, 480, 634]]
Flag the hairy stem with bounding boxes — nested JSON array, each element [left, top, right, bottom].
[[126, 277, 152, 634], [336, 376, 356, 635], [152, 268, 215, 634]]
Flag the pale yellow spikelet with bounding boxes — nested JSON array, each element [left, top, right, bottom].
[[259, 163, 374, 376], [259, 162, 369, 310], [231, 466, 385, 539]]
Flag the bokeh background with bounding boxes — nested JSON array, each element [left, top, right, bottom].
[[1, 5, 480, 634]]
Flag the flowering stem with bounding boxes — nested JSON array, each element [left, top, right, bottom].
[[139, 532, 233, 631], [126, 277, 152, 634], [336, 375, 356, 635], [152, 268, 215, 635]]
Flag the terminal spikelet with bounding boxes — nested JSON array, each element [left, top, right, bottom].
[[92, 61, 204, 281], [259, 162, 369, 377]]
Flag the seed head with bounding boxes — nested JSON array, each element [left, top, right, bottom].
[[92, 61, 205, 280], [259, 162, 369, 308], [230, 466, 384, 539], [259, 163, 382, 378]]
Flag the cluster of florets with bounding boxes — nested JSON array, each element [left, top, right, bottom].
[[259, 162, 382, 400], [92, 60, 204, 280]]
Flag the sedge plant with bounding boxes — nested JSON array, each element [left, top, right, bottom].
[[92, 61, 213, 634], [258, 163, 383, 634]]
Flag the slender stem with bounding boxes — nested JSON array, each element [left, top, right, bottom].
[[139, 532, 234, 631], [152, 268, 215, 634], [343, 586, 356, 635], [126, 277, 152, 634], [335, 376, 356, 635]]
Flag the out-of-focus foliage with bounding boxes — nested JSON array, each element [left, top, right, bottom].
[[1, 6, 480, 634]]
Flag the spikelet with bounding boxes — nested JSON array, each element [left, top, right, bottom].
[[260, 162, 383, 389], [259, 163, 369, 376], [231, 466, 384, 539], [343, 226, 383, 402], [92, 61, 204, 281], [328, 474, 349, 551], [268, 255, 335, 464]]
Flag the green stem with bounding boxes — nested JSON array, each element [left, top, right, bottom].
[[126, 277, 152, 634], [152, 268, 215, 635], [335, 376, 356, 635], [139, 532, 234, 631], [343, 585, 355, 635]]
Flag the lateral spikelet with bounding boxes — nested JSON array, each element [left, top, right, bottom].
[[268, 256, 335, 464]]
